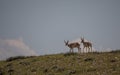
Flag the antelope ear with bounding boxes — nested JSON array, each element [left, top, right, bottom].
[[64, 40, 66, 43], [81, 36, 84, 38], [67, 40, 69, 43], [81, 37, 83, 40], [83, 37, 84, 39]]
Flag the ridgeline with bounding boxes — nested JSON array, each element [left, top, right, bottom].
[[0, 50, 120, 75]]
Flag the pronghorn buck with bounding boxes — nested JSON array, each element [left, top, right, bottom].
[[64, 40, 81, 53], [81, 38, 92, 53]]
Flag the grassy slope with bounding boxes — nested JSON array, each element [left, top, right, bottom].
[[0, 51, 120, 75]]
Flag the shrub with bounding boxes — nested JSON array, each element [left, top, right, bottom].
[[64, 52, 77, 56], [67, 70, 76, 75], [6, 56, 26, 62], [92, 51, 101, 54], [0, 68, 3, 75], [84, 58, 94, 62], [109, 50, 120, 53]]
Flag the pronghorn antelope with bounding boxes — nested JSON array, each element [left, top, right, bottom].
[[81, 38, 92, 53], [64, 40, 81, 53]]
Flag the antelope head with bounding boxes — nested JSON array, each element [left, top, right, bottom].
[[64, 40, 69, 46], [81, 37, 84, 43]]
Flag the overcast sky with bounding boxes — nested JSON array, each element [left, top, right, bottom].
[[0, 0, 120, 59]]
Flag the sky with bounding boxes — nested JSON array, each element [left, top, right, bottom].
[[0, 0, 120, 60]]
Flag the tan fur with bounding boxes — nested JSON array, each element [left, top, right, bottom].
[[64, 40, 81, 53], [81, 38, 92, 53]]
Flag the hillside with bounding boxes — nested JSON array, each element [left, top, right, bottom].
[[0, 50, 120, 75]]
